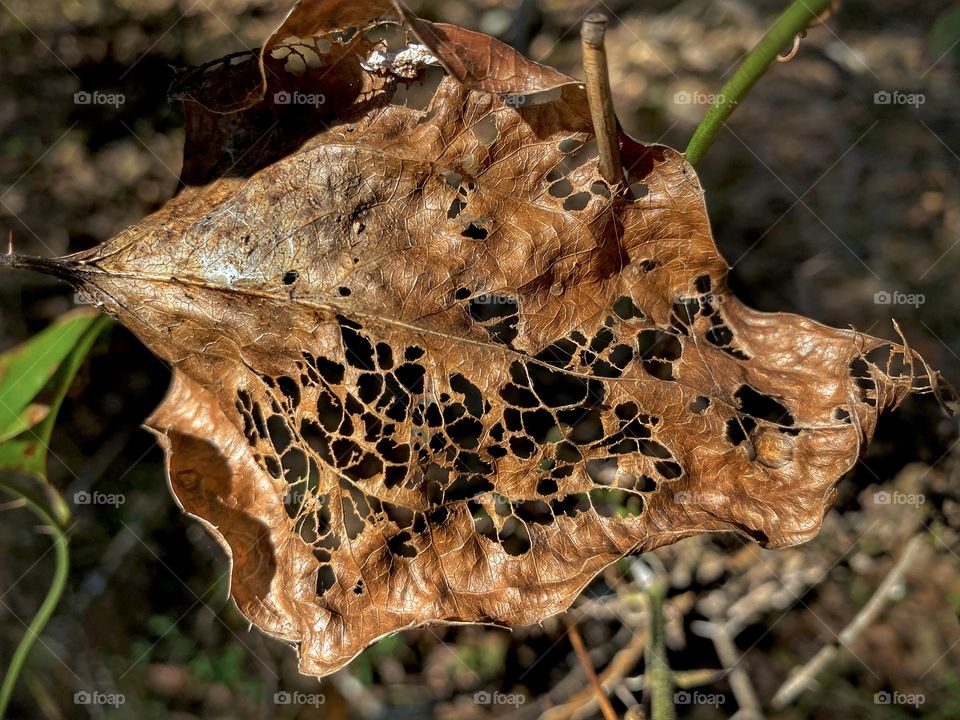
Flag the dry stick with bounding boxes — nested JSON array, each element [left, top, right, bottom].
[[771, 533, 926, 709], [565, 618, 619, 720], [691, 620, 764, 720], [544, 629, 647, 720], [580, 14, 623, 187]]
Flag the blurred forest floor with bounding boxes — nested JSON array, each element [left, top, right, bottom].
[[1, 0, 959, 718]]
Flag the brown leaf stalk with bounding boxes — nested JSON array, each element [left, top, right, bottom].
[[565, 617, 619, 720], [580, 14, 623, 187]]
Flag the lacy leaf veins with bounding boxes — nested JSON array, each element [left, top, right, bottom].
[[4, 0, 954, 677]]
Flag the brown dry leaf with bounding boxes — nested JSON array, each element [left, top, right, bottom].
[[4, 0, 954, 677]]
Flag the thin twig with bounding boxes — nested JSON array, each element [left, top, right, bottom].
[[691, 620, 764, 719], [684, 0, 835, 166], [565, 618, 619, 720], [580, 14, 623, 187], [771, 533, 926, 708], [545, 628, 646, 720], [624, 668, 723, 692]]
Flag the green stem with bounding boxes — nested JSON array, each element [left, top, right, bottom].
[[0, 481, 70, 718], [684, 0, 834, 166], [646, 578, 675, 720]]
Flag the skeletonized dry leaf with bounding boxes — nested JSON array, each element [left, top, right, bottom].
[[4, 0, 954, 677]]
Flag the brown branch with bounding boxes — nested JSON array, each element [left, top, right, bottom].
[[771, 533, 926, 708], [544, 628, 646, 720], [565, 617, 619, 720], [580, 14, 623, 187], [691, 620, 764, 719]]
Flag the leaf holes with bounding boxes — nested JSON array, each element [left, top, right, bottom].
[[613, 296, 643, 321], [316, 565, 336, 595], [726, 416, 756, 447], [447, 197, 467, 219], [526, 362, 596, 408], [688, 396, 710, 414], [558, 138, 582, 153], [387, 530, 418, 558], [283, 270, 299, 285], [561, 138, 598, 172], [338, 316, 376, 370], [469, 294, 518, 345], [536, 478, 558, 496], [705, 316, 750, 360], [281, 448, 310, 485], [590, 489, 643, 518], [338, 286, 351, 296], [563, 192, 591, 212], [672, 297, 701, 327], [364, 25, 407, 51], [267, 415, 292, 454], [461, 222, 488, 240], [390, 66, 445, 111], [549, 178, 573, 198], [734, 385, 795, 426], [445, 474, 494, 503], [706, 325, 734, 346], [850, 356, 878, 407], [473, 114, 499, 146], [590, 181, 611, 198], [654, 460, 682, 480], [470, 503, 498, 542], [638, 329, 682, 361], [513, 499, 553, 525], [498, 516, 531, 555], [865, 345, 908, 379], [586, 457, 618, 485], [628, 182, 649, 199], [442, 170, 464, 188]]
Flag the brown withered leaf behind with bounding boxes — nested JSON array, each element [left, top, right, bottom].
[[7, 0, 953, 677]]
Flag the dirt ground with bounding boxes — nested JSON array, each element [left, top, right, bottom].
[[1, 1, 959, 718]]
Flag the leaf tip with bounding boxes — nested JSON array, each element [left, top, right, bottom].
[[0, 253, 80, 283]]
